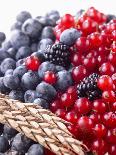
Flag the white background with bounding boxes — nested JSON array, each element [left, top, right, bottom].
[[0, 0, 116, 35]]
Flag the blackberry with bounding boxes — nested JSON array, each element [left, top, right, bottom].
[[44, 43, 70, 68], [77, 73, 102, 101]]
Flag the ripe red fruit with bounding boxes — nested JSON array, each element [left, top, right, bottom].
[[99, 62, 115, 76], [25, 56, 41, 71], [92, 99, 107, 114], [102, 90, 116, 103], [89, 113, 102, 124], [111, 102, 116, 112], [105, 129, 116, 144], [55, 109, 66, 119], [44, 71, 57, 85], [71, 53, 83, 66], [97, 75, 114, 91], [65, 111, 78, 124], [61, 14, 75, 28], [112, 73, 116, 86], [91, 139, 107, 155], [60, 93, 74, 107], [72, 65, 87, 84], [77, 116, 94, 134], [67, 124, 79, 137], [111, 42, 116, 53], [66, 86, 77, 102], [76, 37, 90, 52], [93, 123, 107, 138], [108, 145, 116, 155], [108, 52, 116, 66], [50, 100, 62, 113], [83, 57, 97, 71], [102, 112, 116, 128], [74, 98, 91, 114]]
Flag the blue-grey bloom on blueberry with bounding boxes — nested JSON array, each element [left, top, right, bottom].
[[24, 90, 39, 103], [34, 98, 49, 109], [9, 90, 24, 102]]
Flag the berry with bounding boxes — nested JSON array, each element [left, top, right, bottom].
[[112, 73, 116, 86], [77, 73, 102, 101], [24, 90, 39, 103], [22, 18, 42, 38], [99, 62, 115, 76], [13, 65, 27, 79], [97, 75, 114, 91], [102, 90, 116, 103], [91, 139, 107, 155], [34, 98, 49, 109], [9, 90, 24, 102], [16, 11, 32, 23], [38, 38, 53, 50], [92, 99, 107, 114], [61, 14, 75, 28], [89, 113, 102, 124], [108, 145, 116, 155], [31, 50, 45, 62], [55, 70, 73, 92], [25, 56, 41, 71], [41, 26, 55, 41], [21, 71, 40, 90], [16, 46, 31, 60], [108, 52, 116, 66], [0, 32, 6, 42], [74, 98, 91, 115], [7, 47, 17, 59], [27, 144, 44, 155], [93, 123, 107, 138], [111, 102, 116, 112], [0, 136, 9, 153], [105, 129, 116, 144], [71, 53, 83, 66], [0, 58, 16, 74], [76, 37, 90, 52], [36, 82, 57, 102], [44, 43, 70, 68], [50, 100, 62, 113], [65, 111, 78, 124], [72, 65, 87, 84], [43, 71, 57, 85], [61, 93, 74, 107], [60, 28, 81, 46], [0, 77, 10, 94], [10, 30, 30, 49], [55, 109, 66, 119], [83, 57, 97, 71]]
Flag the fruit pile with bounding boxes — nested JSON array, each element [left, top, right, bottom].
[[0, 7, 115, 155]]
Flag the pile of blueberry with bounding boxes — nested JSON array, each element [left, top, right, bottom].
[[0, 7, 116, 155]]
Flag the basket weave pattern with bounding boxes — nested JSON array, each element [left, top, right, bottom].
[[0, 93, 88, 155]]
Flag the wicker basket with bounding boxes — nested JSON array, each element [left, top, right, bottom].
[[0, 93, 89, 155]]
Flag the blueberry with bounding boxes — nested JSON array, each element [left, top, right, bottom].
[[0, 123, 4, 135], [7, 47, 17, 59], [3, 125, 18, 139], [9, 90, 24, 102], [0, 77, 10, 93], [38, 38, 53, 50], [16, 59, 25, 67], [41, 26, 55, 40], [13, 65, 27, 78], [37, 16, 56, 27], [15, 46, 31, 60], [11, 133, 32, 154], [27, 144, 44, 155], [3, 74, 20, 90], [46, 10, 60, 18], [56, 65, 65, 72], [107, 14, 116, 22], [0, 32, 6, 42], [38, 61, 56, 79], [21, 71, 40, 90], [60, 28, 81, 46], [31, 50, 45, 62], [55, 70, 73, 92], [0, 58, 16, 74], [5, 69, 13, 76], [36, 82, 57, 102], [22, 19, 42, 38], [0, 136, 9, 153], [11, 21, 22, 31], [34, 98, 49, 109], [2, 40, 12, 51], [24, 90, 39, 103], [0, 49, 10, 61], [10, 30, 30, 49], [16, 11, 32, 23], [30, 43, 38, 53]]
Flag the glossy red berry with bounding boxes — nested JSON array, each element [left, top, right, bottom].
[[111, 30, 116, 41], [50, 100, 62, 113], [99, 62, 115, 76], [111, 42, 116, 53], [108, 145, 116, 155], [111, 102, 116, 112], [97, 75, 114, 91], [102, 90, 116, 103], [72, 65, 87, 84], [102, 112, 116, 128], [61, 14, 75, 28], [55, 109, 66, 119], [65, 111, 78, 124], [92, 99, 107, 114], [71, 53, 83, 66], [83, 57, 97, 71], [91, 139, 107, 155], [93, 123, 107, 138], [76, 37, 90, 52], [105, 129, 116, 144], [66, 86, 77, 102], [44, 71, 57, 85], [25, 56, 41, 71], [112, 73, 116, 86], [89, 113, 102, 124], [74, 98, 91, 115], [60, 93, 74, 107], [108, 52, 116, 66], [67, 124, 79, 137]]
